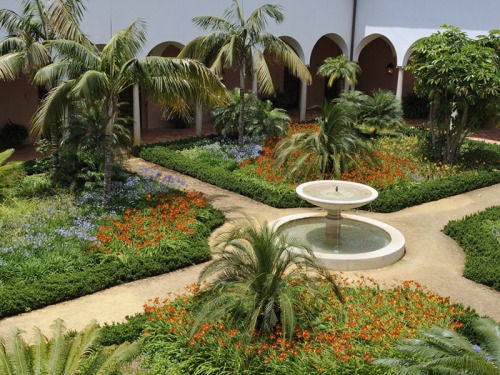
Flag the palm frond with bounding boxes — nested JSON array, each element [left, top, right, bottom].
[[101, 19, 146, 73], [192, 15, 235, 34], [46, 0, 90, 46], [31, 328, 48, 375], [70, 70, 109, 100], [47, 319, 68, 375], [48, 39, 99, 74], [63, 320, 100, 374], [0, 337, 14, 374], [30, 79, 73, 139], [246, 4, 284, 35], [9, 329, 31, 375], [472, 318, 500, 366], [94, 340, 142, 375], [0, 52, 23, 80]]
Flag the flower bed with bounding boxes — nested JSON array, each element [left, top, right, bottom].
[[141, 278, 475, 374]]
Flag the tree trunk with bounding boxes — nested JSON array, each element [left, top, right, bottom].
[[238, 58, 246, 146], [104, 97, 117, 205]]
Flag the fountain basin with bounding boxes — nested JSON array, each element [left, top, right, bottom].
[[296, 180, 378, 212], [271, 212, 405, 270]]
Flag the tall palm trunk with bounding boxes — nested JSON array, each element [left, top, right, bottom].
[[238, 57, 246, 146], [104, 97, 117, 204]]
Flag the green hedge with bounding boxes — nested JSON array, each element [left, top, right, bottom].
[[138, 144, 500, 212], [0, 208, 225, 318], [443, 206, 500, 290], [139, 146, 303, 208]]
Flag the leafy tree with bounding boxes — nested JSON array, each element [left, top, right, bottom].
[[317, 54, 361, 92], [274, 99, 374, 179], [0, 319, 142, 374], [375, 317, 500, 375], [179, 0, 311, 145], [30, 18, 227, 201], [406, 25, 500, 163], [194, 219, 342, 340]]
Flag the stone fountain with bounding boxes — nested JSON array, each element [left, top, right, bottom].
[[271, 180, 405, 270]]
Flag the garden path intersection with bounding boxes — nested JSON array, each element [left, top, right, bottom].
[[0, 158, 499, 342]]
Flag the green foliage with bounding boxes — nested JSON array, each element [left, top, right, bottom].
[[194, 219, 342, 340], [317, 54, 361, 90], [139, 145, 302, 208], [0, 121, 28, 148], [402, 91, 430, 119], [0, 319, 142, 375], [99, 314, 149, 346], [407, 25, 500, 163], [372, 170, 500, 213], [13, 173, 53, 196], [142, 279, 473, 374], [138, 138, 500, 212], [180, 0, 310, 144], [212, 88, 289, 139], [443, 206, 500, 290], [375, 317, 500, 375], [0, 178, 225, 317], [274, 99, 375, 179], [0, 148, 25, 191], [335, 90, 404, 136]]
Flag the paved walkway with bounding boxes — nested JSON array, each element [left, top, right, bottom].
[[0, 158, 499, 342]]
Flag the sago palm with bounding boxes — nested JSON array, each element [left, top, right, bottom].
[[194, 218, 343, 340], [31, 18, 227, 201], [179, 0, 311, 145], [317, 54, 361, 92], [274, 100, 374, 179], [0, 319, 141, 374], [375, 317, 500, 375]]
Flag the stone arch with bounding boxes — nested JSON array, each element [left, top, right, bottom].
[[308, 34, 348, 107], [355, 34, 398, 94]]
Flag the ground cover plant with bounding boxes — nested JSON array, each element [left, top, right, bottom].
[[443, 206, 500, 290], [141, 278, 476, 374], [0, 172, 224, 317]]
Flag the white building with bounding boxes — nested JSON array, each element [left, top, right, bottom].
[[0, 0, 498, 137]]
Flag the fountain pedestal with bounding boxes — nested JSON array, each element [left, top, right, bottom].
[[270, 180, 405, 270]]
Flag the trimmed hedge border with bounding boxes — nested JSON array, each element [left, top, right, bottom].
[[138, 144, 500, 212], [0, 207, 224, 318], [443, 206, 500, 291]]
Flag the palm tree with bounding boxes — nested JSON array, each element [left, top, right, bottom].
[[375, 317, 500, 375], [317, 54, 361, 92], [194, 219, 343, 340], [0, 319, 141, 374], [0, 0, 90, 172], [31, 18, 227, 201], [274, 100, 374, 179], [179, 0, 311, 145]]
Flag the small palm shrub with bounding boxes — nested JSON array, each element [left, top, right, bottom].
[[375, 317, 500, 375], [0, 319, 142, 374], [192, 218, 342, 340], [212, 88, 290, 139], [274, 100, 375, 179], [0, 148, 26, 196]]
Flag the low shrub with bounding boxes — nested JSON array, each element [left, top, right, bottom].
[[443, 206, 500, 290], [98, 313, 148, 346]]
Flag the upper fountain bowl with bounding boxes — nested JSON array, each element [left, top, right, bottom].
[[296, 180, 378, 212]]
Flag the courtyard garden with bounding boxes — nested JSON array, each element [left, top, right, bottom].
[[0, 0, 499, 373]]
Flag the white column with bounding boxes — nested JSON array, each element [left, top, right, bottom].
[[132, 84, 141, 146], [195, 100, 203, 136], [299, 80, 307, 121], [396, 66, 404, 101]]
